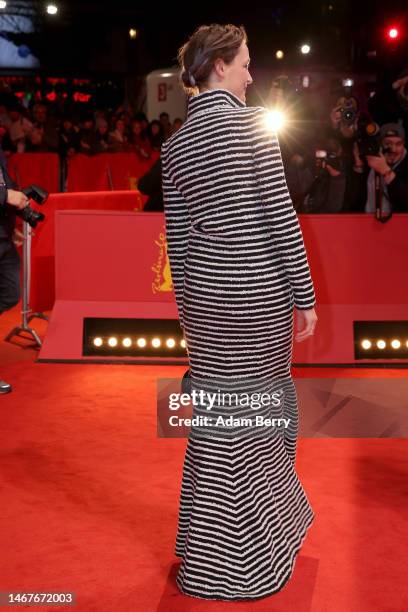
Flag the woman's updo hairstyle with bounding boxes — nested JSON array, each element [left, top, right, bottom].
[[178, 23, 247, 95]]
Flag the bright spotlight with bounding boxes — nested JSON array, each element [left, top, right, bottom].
[[276, 50, 284, 60], [93, 337, 103, 347], [376, 340, 386, 350], [152, 337, 161, 348], [166, 338, 176, 348], [180, 339, 186, 348], [265, 110, 286, 133], [361, 339, 371, 350], [137, 338, 146, 348], [122, 337, 132, 348], [391, 339, 401, 349], [46, 3, 58, 14], [301, 44, 311, 55], [0, 1, 7, 10], [387, 27, 399, 40], [129, 28, 137, 39]]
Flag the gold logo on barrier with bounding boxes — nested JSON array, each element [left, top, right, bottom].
[[152, 228, 172, 293]]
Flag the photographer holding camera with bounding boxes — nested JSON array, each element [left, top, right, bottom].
[[330, 95, 360, 140], [286, 138, 348, 213], [0, 152, 29, 394], [325, 94, 365, 212], [351, 123, 408, 215]]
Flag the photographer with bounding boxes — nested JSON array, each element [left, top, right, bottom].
[[287, 138, 348, 213], [328, 95, 360, 164], [326, 95, 363, 211], [351, 123, 408, 214], [0, 154, 29, 394]]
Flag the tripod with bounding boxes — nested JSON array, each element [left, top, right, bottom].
[[5, 221, 48, 347]]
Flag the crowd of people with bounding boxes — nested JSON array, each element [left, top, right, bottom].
[[0, 99, 183, 160], [1, 70, 408, 215]]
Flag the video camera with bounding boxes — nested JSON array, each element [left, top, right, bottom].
[[15, 184, 48, 228]]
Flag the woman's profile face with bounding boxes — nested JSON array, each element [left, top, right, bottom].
[[218, 41, 253, 103]]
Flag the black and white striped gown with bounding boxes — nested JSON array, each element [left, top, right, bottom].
[[161, 89, 316, 601]]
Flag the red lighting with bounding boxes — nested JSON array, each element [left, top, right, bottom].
[[73, 92, 92, 102], [387, 27, 399, 40]]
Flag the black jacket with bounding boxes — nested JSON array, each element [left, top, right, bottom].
[[138, 157, 163, 212], [0, 157, 18, 239]]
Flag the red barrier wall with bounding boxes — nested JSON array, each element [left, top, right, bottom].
[[7, 153, 60, 193], [5, 151, 160, 194], [66, 152, 160, 192], [30, 192, 144, 312], [55, 211, 172, 303], [37, 209, 408, 364], [39, 210, 177, 363]]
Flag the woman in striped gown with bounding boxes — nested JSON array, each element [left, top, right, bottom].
[[161, 23, 318, 601]]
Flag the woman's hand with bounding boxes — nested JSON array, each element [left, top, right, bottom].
[[295, 307, 317, 342]]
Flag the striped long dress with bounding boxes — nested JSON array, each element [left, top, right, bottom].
[[161, 88, 316, 601]]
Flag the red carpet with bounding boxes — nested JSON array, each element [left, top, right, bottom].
[[1, 306, 407, 611]]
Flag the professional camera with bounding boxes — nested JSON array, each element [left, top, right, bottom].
[[356, 119, 381, 157], [326, 151, 342, 171], [15, 184, 48, 228], [314, 142, 342, 179], [339, 99, 357, 126], [313, 150, 328, 179]]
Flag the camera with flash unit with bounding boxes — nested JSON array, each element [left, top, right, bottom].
[[338, 79, 358, 126], [314, 148, 341, 178]]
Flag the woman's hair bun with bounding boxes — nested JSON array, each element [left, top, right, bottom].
[[180, 69, 196, 88], [178, 23, 247, 94]]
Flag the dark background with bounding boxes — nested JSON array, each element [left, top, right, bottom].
[[2, 0, 408, 76]]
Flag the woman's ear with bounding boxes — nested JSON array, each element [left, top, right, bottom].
[[213, 57, 226, 79]]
